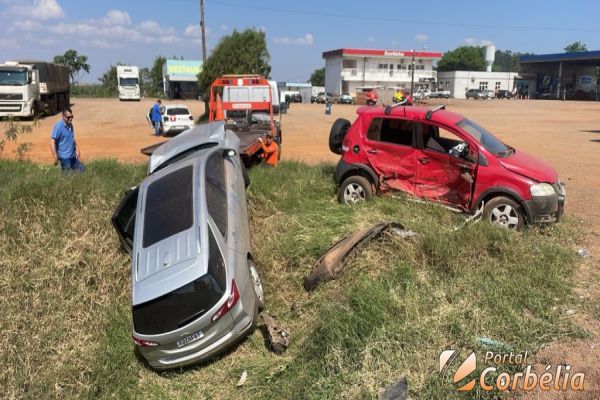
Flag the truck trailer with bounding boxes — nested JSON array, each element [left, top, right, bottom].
[[117, 65, 140, 101], [0, 60, 70, 118]]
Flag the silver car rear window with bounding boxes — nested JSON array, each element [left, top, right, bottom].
[[143, 166, 194, 248], [133, 228, 227, 335], [166, 107, 190, 116]]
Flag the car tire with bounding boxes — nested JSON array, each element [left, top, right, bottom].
[[483, 196, 525, 230], [248, 259, 265, 311], [329, 118, 351, 154], [337, 175, 373, 205]]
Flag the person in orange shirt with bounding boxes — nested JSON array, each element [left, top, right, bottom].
[[258, 133, 279, 166]]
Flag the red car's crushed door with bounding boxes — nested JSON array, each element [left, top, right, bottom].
[[363, 117, 417, 195], [414, 123, 477, 210]]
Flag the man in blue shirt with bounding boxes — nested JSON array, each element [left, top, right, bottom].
[[49, 108, 84, 172], [151, 99, 163, 135]]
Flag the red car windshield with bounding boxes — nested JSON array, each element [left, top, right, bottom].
[[457, 118, 513, 157]]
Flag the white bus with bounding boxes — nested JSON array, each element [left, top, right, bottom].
[[117, 65, 140, 101]]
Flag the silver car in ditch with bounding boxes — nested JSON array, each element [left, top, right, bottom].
[[112, 121, 265, 370]]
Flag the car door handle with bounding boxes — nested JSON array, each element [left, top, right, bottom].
[[367, 149, 377, 154], [419, 157, 430, 164]]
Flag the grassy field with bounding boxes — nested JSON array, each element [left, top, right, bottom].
[[0, 159, 585, 399]]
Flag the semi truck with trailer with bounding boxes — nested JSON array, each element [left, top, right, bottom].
[[0, 60, 70, 118], [117, 65, 141, 101]]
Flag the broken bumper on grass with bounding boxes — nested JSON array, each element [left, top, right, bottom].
[[304, 222, 414, 291]]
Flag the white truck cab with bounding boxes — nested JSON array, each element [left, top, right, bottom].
[[117, 65, 140, 101]]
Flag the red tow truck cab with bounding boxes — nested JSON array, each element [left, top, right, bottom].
[[208, 74, 282, 165], [330, 104, 565, 229]]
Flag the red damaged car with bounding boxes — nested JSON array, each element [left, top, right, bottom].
[[329, 104, 565, 229]]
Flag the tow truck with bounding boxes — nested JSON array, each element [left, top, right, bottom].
[[208, 74, 282, 164], [141, 74, 282, 166]]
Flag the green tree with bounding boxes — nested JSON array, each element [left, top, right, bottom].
[[139, 67, 152, 97], [149, 56, 166, 97], [308, 68, 325, 86], [53, 49, 91, 84], [198, 28, 271, 92], [98, 63, 122, 97], [437, 46, 486, 72], [564, 41, 587, 52], [492, 49, 533, 72]]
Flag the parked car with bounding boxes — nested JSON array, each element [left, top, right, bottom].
[[111, 122, 265, 370], [328, 105, 565, 230], [290, 93, 303, 103], [429, 89, 451, 99], [338, 93, 355, 104], [413, 89, 432, 100], [465, 89, 485, 99], [161, 104, 195, 136], [496, 90, 514, 99], [313, 92, 327, 104], [483, 90, 496, 99]]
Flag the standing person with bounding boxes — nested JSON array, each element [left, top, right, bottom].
[[151, 99, 163, 135], [257, 133, 279, 166], [49, 108, 84, 172]]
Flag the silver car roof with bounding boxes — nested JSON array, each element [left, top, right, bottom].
[[148, 121, 240, 174]]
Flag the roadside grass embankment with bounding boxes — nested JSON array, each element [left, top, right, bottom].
[[0, 159, 583, 399]]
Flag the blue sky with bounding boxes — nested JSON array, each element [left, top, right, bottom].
[[2, 0, 600, 83]]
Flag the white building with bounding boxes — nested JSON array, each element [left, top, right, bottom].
[[437, 71, 518, 99], [322, 48, 443, 96]]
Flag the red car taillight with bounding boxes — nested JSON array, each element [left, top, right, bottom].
[[170, 116, 176, 122], [211, 280, 240, 323], [132, 334, 159, 347]]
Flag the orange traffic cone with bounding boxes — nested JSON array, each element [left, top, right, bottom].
[[214, 93, 225, 121]]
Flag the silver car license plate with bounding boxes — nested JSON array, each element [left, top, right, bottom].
[[176, 330, 204, 348]]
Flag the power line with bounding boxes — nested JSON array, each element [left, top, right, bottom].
[[177, 0, 600, 33]]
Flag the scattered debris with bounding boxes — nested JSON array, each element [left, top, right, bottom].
[[576, 248, 590, 257], [379, 376, 408, 400], [396, 196, 483, 231], [304, 222, 412, 291], [261, 313, 289, 354], [390, 228, 417, 239], [566, 309, 576, 316], [237, 370, 248, 387], [453, 202, 484, 231]]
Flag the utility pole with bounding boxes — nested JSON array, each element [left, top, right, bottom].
[[410, 49, 415, 95], [200, 0, 207, 63]]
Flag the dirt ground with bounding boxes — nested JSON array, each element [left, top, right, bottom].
[[2, 97, 599, 395]]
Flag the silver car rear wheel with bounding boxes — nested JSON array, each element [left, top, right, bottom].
[[248, 260, 265, 311]]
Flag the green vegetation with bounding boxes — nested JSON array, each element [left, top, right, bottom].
[[308, 67, 325, 86], [437, 46, 487, 72], [53, 49, 91, 84], [198, 28, 271, 93], [437, 46, 531, 73], [564, 41, 588, 53], [0, 160, 584, 399]]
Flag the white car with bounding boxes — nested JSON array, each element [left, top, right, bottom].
[[412, 89, 432, 100], [161, 104, 195, 137]]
